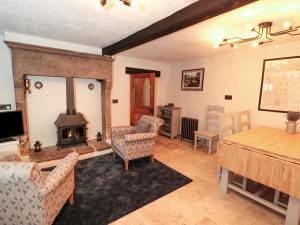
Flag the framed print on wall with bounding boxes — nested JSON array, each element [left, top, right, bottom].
[[258, 55, 300, 113], [181, 68, 204, 91]]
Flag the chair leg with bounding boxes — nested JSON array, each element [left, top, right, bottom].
[[125, 160, 129, 171], [69, 192, 74, 205], [112, 151, 116, 159], [150, 155, 154, 163], [208, 138, 212, 155]]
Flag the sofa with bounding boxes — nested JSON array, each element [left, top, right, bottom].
[[0, 152, 79, 225]]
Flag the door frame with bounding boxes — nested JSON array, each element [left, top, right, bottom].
[[130, 73, 155, 126]]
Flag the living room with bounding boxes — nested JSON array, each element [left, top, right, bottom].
[[1, 0, 300, 225]]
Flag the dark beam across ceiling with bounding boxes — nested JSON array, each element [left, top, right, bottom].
[[102, 0, 257, 56]]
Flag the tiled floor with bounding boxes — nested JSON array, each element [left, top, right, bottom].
[[111, 136, 284, 225]]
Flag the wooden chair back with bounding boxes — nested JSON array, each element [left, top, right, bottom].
[[205, 105, 224, 133], [219, 112, 236, 138], [237, 110, 251, 132]]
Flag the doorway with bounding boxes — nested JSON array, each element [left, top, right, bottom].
[[130, 73, 155, 125]]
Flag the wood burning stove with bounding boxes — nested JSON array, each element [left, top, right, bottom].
[[55, 114, 87, 149], [55, 78, 88, 149]]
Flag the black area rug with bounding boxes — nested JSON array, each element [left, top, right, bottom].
[[52, 153, 192, 225]]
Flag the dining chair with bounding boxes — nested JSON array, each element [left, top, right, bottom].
[[217, 112, 236, 182], [219, 112, 236, 138], [237, 110, 251, 132], [234, 110, 252, 190], [194, 105, 224, 155]]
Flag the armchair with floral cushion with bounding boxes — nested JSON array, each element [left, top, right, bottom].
[[111, 115, 163, 171], [0, 152, 79, 225]]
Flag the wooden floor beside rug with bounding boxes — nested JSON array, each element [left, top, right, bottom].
[[110, 135, 284, 225]]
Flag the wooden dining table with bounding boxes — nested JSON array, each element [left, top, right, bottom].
[[218, 126, 300, 225]]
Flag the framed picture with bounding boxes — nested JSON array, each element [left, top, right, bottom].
[[181, 68, 204, 91], [258, 55, 300, 113]]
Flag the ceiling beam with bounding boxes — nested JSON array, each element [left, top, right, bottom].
[[102, 0, 257, 56]]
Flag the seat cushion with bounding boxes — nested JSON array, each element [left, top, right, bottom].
[[195, 130, 219, 138], [133, 120, 151, 134]]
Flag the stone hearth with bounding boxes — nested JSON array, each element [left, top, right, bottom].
[[5, 41, 113, 155], [30, 140, 111, 163]]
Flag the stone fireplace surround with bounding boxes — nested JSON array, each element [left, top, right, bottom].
[[5, 41, 113, 156]]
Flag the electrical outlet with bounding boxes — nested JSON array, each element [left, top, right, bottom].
[[0, 104, 11, 110], [225, 95, 232, 100]]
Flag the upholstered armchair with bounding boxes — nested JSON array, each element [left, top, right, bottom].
[[111, 115, 163, 171], [0, 152, 79, 225]]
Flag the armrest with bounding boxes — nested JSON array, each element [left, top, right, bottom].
[[112, 126, 135, 138], [0, 154, 21, 162], [40, 152, 79, 196], [0, 162, 35, 184], [125, 133, 157, 143]]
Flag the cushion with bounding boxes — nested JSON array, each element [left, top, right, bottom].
[[133, 120, 151, 134]]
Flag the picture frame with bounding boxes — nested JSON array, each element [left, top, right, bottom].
[[258, 55, 300, 113], [181, 68, 204, 91]]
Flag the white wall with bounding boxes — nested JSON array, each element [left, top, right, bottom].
[[165, 40, 300, 130], [75, 78, 102, 140], [112, 55, 170, 126], [27, 76, 102, 148], [0, 34, 15, 110], [4, 32, 102, 54], [27, 76, 66, 148]]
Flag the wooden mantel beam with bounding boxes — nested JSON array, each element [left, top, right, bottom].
[[102, 0, 257, 56], [5, 41, 112, 61]]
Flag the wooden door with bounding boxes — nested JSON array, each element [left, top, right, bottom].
[[130, 73, 155, 125]]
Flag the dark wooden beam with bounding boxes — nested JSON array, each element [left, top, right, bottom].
[[125, 67, 160, 77], [102, 0, 257, 55]]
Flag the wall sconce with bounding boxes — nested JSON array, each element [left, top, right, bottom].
[[88, 83, 95, 91], [34, 81, 43, 89]]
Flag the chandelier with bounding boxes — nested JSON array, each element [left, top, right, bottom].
[[100, 0, 131, 7], [216, 21, 300, 49]]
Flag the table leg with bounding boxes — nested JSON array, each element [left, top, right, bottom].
[[242, 177, 247, 190], [285, 196, 300, 225], [194, 135, 197, 150], [208, 139, 212, 155], [274, 190, 280, 205], [220, 168, 230, 194]]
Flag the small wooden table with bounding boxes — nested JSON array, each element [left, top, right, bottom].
[[218, 127, 300, 225]]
